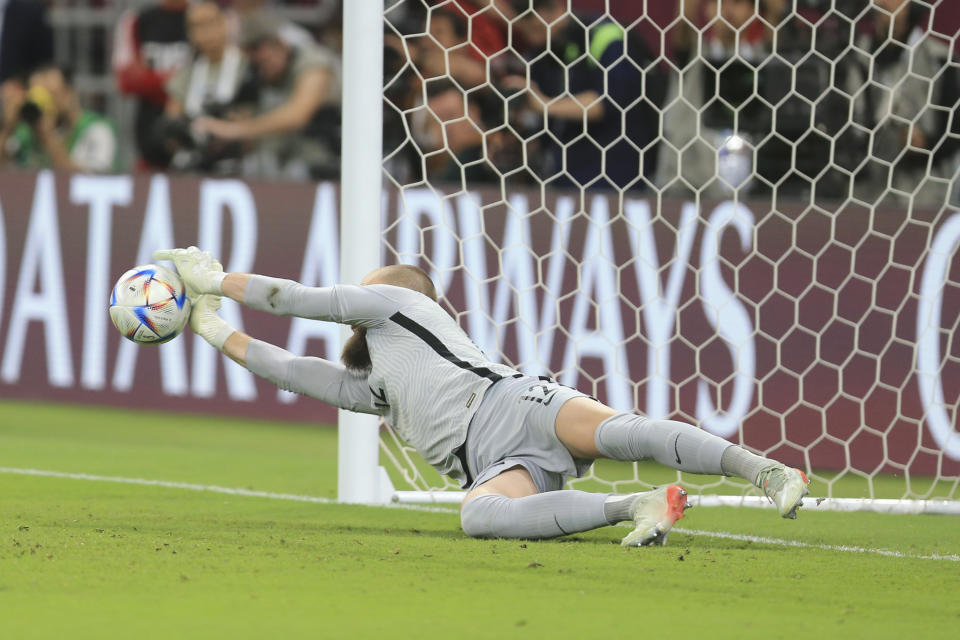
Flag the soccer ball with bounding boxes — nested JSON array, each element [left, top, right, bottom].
[[109, 264, 191, 345]]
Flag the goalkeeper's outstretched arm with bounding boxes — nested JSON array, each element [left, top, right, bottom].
[[154, 247, 403, 326], [191, 296, 377, 415], [153, 248, 379, 412], [221, 272, 396, 325]]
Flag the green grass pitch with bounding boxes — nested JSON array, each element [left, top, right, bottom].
[[1, 400, 959, 639]]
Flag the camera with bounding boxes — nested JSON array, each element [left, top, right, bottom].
[[17, 85, 56, 127], [153, 102, 244, 172]]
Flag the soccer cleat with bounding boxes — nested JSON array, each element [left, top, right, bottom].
[[620, 485, 690, 547], [757, 465, 810, 519]]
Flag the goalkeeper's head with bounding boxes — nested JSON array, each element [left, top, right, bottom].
[[361, 265, 438, 301], [341, 265, 438, 371]]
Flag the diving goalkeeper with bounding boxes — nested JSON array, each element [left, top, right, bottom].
[[155, 247, 810, 546]]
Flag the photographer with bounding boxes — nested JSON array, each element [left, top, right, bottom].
[[158, 1, 248, 173], [0, 64, 117, 173]]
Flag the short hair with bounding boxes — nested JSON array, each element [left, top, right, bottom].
[[188, 1, 223, 19], [366, 265, 438, 301], [239, 10, 285, 48]]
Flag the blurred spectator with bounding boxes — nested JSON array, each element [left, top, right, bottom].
[[0, 64, 117, 172], [193, 11, 340, 180], [656, 0, 779, 199], [448, 0, 514, 60], [510, 0, 662, 191], [229, 0, 316, 50], [166, 2, 246, 119], [384, 3, 520, 187], [0, 0, 53, 85], [414, 8, 486, 88], [412, 78, 497, 186], [113, 0, 192, 169], [411, 4, 520, 89], [158, 1, 248, 173], [383, 0, 663, 190], [845, 0, 959, 208]]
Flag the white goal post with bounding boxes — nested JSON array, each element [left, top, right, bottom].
[[338, 0, 394, 504], [339, 0, 960, 514]]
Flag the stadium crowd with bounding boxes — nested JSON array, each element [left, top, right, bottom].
[[0, 0, 956, 206]]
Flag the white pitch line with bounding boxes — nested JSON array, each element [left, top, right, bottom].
[[2, 466, 956, 561], [670, 527, 960, 562], [0, 467, 456, 515]]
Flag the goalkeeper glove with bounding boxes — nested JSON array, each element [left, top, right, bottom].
[[190, 294, 235, 350], [153, 246, 226, 300]]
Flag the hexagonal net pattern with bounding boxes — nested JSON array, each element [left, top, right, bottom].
[[376, 0, 960, 506]]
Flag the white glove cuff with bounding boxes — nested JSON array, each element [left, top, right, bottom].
[[209, 321, 235, 351], [208, 271, 227, 295]]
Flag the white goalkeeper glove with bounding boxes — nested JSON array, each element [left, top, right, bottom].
[[190, 294, 235, 350], [153, 246, 227, 300]]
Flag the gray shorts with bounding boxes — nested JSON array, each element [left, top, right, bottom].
[[463, 375, 594, 493]]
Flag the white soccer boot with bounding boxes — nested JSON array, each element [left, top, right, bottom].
[[620, 485, 690, 547], [757, 465, 810, 519]]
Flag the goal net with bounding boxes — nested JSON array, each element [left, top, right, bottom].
[[359, 0, 960, 511]]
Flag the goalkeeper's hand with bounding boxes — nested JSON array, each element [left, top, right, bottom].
[[153, 246, 226, 300], [189, 294, 235, 350]]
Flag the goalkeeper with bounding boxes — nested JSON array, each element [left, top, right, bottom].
[[155, 247, 810, 546]]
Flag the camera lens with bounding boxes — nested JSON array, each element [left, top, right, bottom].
[[19, 100, 42, 126]]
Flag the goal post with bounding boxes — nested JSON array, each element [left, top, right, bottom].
[[339, 0, 960, 513], [337, 0, 395, 504]]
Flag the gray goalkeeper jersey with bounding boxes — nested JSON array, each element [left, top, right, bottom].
[[242, 276, 520, 485]]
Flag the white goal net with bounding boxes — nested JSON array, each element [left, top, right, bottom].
[[361, 0, 960, 510]]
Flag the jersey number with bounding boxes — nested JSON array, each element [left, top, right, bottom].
[[370, 386, 389, 409]]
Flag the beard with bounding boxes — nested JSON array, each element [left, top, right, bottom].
[[341, 327, 372, 371]]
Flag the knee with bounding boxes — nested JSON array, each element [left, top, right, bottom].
[[460, 493, 506, 539]]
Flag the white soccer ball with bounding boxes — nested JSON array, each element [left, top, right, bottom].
[[109, 264, 191, 345]]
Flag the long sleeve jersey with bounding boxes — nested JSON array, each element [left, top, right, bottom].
[[241, 276, 520, 486]]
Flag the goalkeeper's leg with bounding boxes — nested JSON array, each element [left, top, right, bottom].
[[555, 398, 809, 518], [459, 467, 689, 546]]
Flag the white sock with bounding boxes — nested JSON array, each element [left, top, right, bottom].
[[460, 491, 612, 539], [593, 413, 730, 474], [720, 446, 777, 486], [602, 493, 645, 523]]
